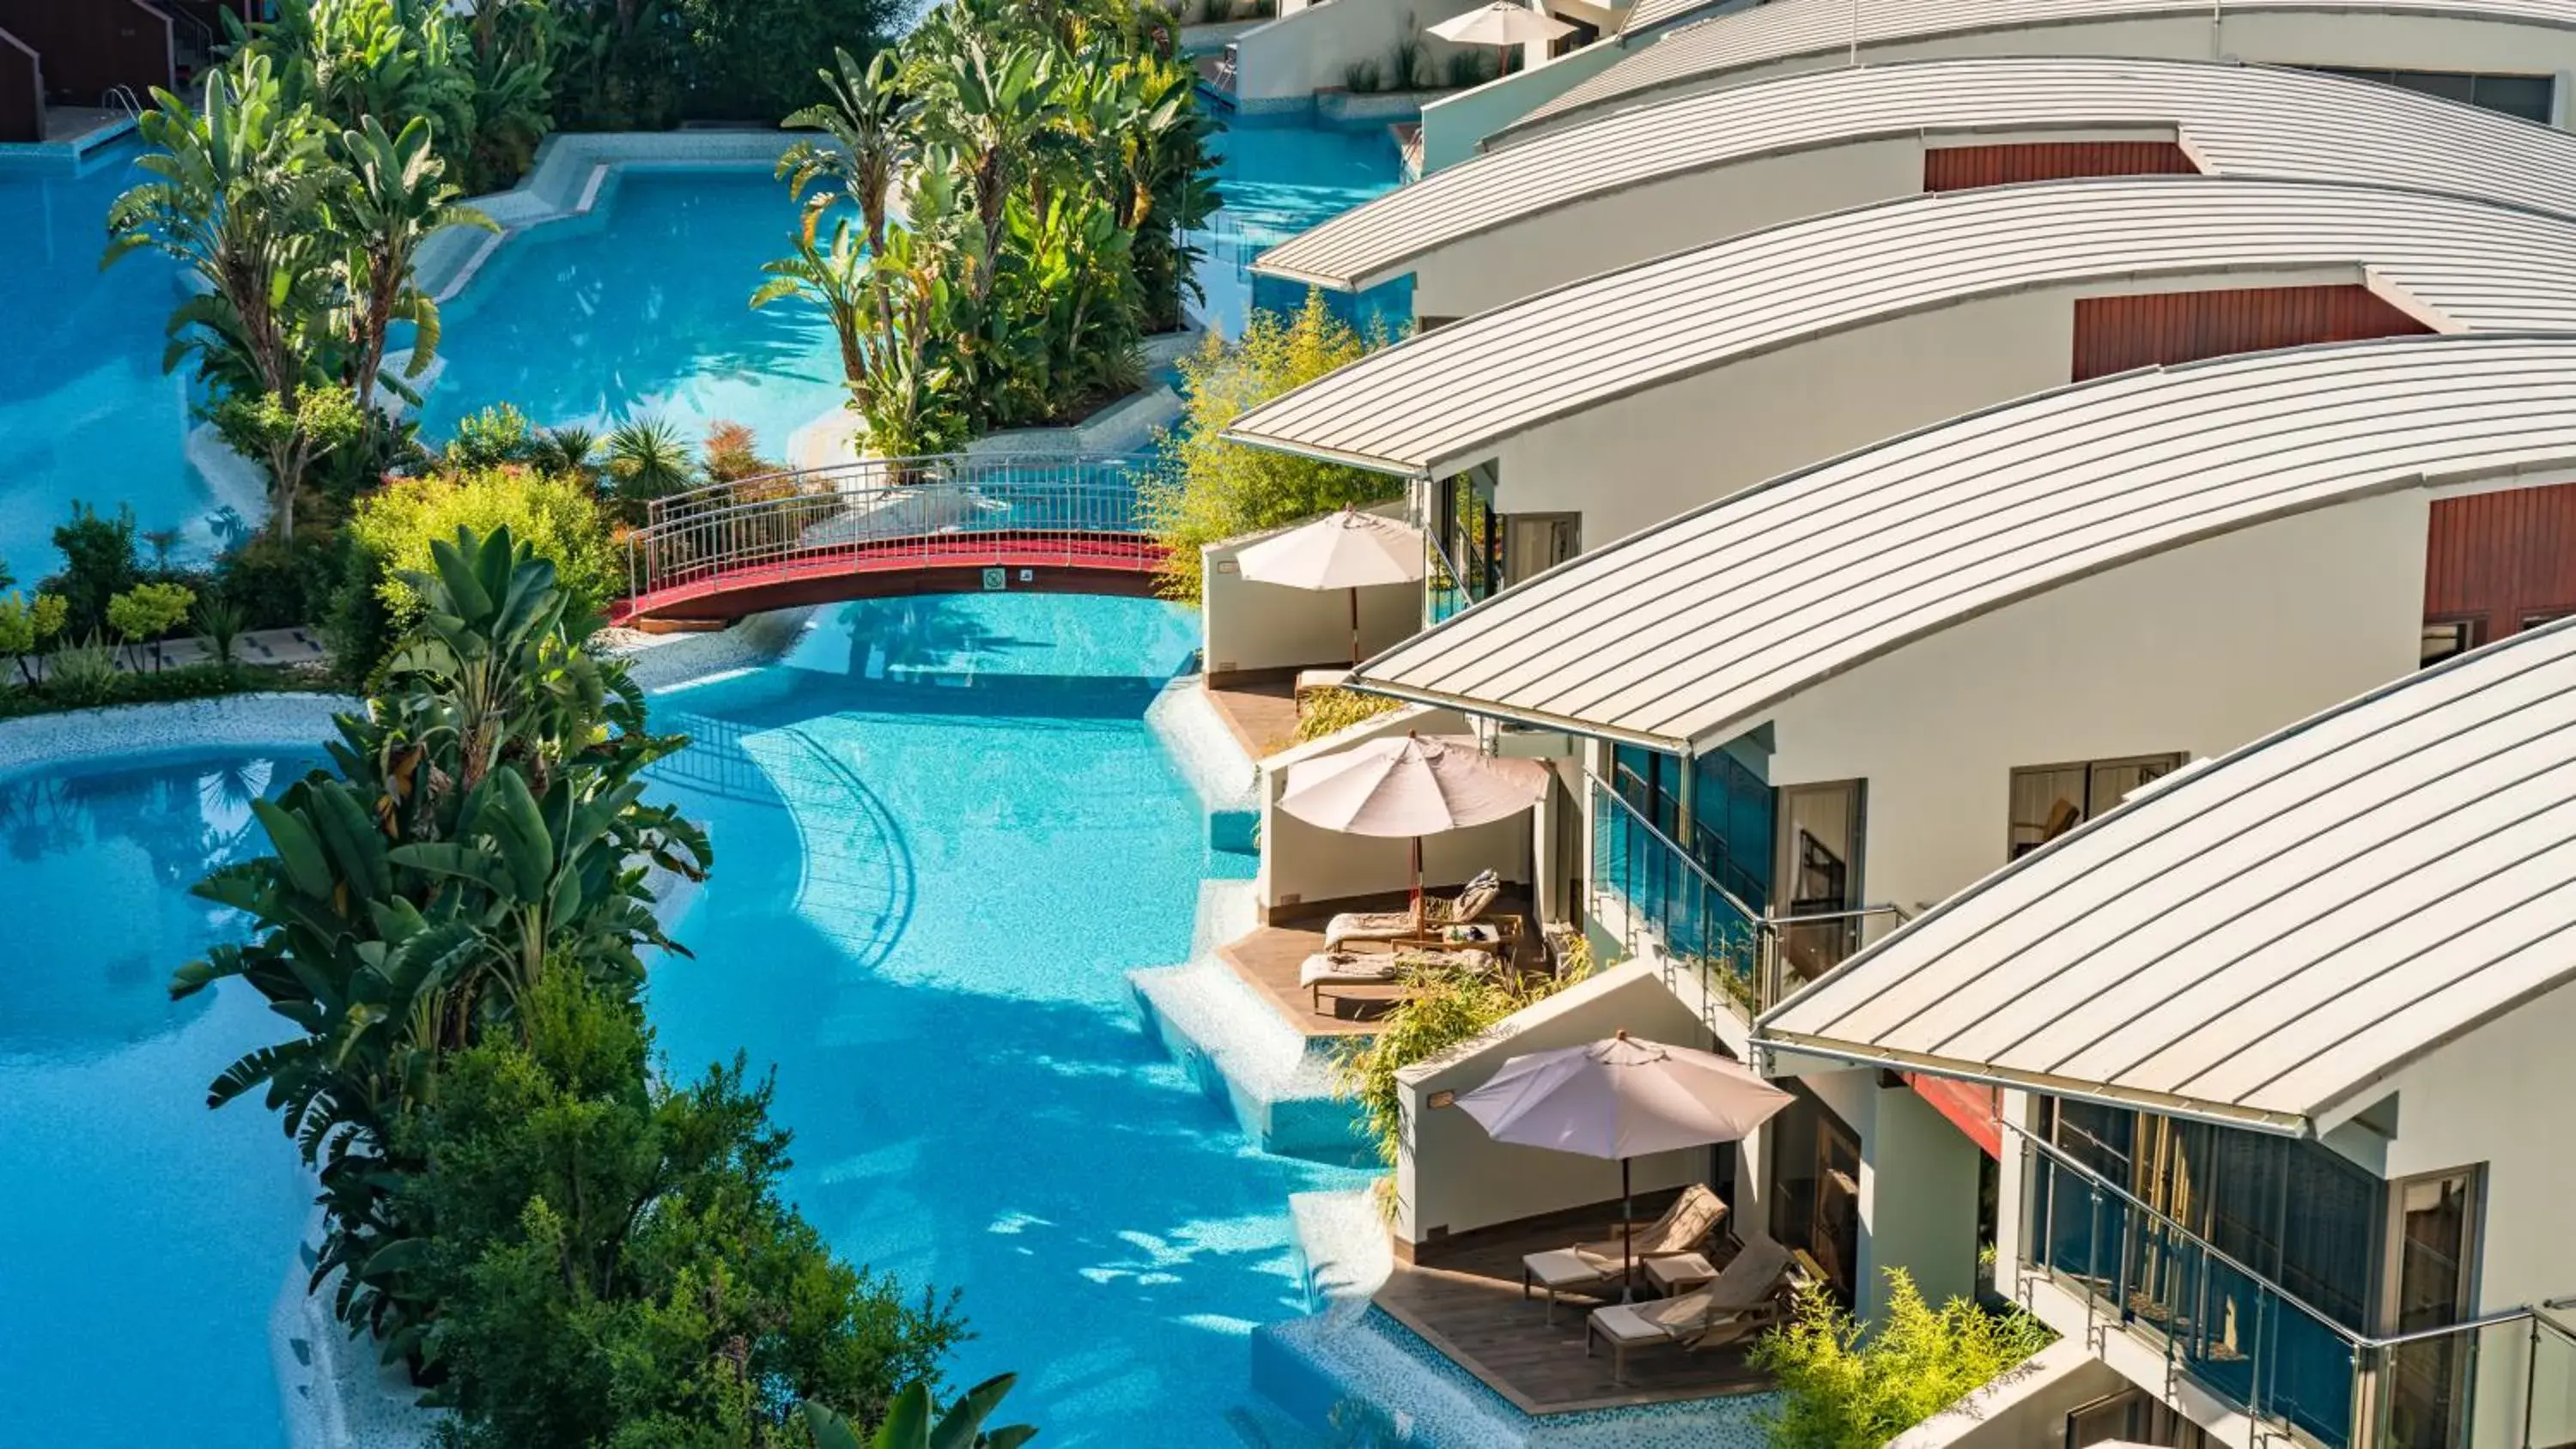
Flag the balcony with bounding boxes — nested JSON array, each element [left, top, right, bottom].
[[1589, 774, 1908, 1022], [2019, 1133, 2576, 1449]]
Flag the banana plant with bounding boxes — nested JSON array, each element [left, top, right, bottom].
[[780, 47, 914, 253], [802, 1374, 1037, 1449], [331, 114, 495, 416]]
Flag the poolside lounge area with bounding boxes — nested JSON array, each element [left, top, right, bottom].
[[1372, 1193, 1775, 1414], [1218, 896, 1551, 1036]]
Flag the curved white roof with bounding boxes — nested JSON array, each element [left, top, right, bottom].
[[1346, 334, 2576, 751], [1529, 0, 2576, 139], [1226, 177, 2576, 475], [1758, 612, 2576, 1133], [1256, 58, 2576, 293]]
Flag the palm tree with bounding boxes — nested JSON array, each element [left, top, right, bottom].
[[606, 417, 696, 520], [105, 57, 335, 428], [332, 115, 496, 417], [753, 205, 875, 393], [911, 33, 1056, 295], [779, 47, 911, 254]]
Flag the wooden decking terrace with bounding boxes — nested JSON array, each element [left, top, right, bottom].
[[1374, 1210, 1773, 1416], [1203, 678, 1301, 760]]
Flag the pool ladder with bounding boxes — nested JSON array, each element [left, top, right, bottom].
[[101, 86, 143, 121]]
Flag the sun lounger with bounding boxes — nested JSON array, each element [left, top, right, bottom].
[[1519, 1185, 1727, 1322], [1323, 869, 1503, 949], [1298, 949, 1492, 1007], [1584, 1239, 1801, 1385]]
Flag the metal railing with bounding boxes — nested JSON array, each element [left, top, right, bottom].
[[1589, 770, 1770, 1016], [1589, 771, 1913, 1022], [1425, 525, 1472, 625], [2019, 1129, 2576, 1449], [623, 452, 1157, 608]]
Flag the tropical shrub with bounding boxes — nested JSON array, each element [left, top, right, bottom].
[[401, 973, 966, 1446], [704, 421, 783, 483], [761, 0, 1218, 450], [1752, 1270, 2054, 1449], [45, 502, 143, 640], [0, 592, 67, 686], [350, 467, 621, 621], [1144, 294, 1400, 602], [194, 594, 249, 672], [216, 533, 343, 629], [106, 582, 198, 670], [551, 0, 908, 130], [605, 417, 702, 524], [440, 403, 542, 472], [804, 1373, 1036, 1448], [1296, 687, 1405, 743], [107, 12, 501, 541], [1333, 967, 1576, 1184]]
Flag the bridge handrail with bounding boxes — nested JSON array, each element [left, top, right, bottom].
[[621, 451, 1164, 607], [642, 451, 1156, 526]]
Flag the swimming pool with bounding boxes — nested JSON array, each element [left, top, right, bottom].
[[0, 749, 319, 1449], [420, 167, 849, 462], [1199, 117, 1410, 340], [0, 146, 228, 577], [644, 591, 1371, 1447]]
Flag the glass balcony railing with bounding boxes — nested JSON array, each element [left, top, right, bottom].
[[1589, 772, 1911, 1021], [2020, 1133, 2576, 1449], [1425, 528, 1473, 625], [1589, 772, 1767, 1015]]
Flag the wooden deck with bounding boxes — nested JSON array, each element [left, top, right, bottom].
[[1217, 904, 1550, 1039], [1204, 678, 1301, 760], [1375, 1209, 1773, 1416], [1219, 923, 1397, 1037]]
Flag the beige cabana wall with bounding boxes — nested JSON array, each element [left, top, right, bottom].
[[1394, 958, 1721, 1246], [1201, 516, 1424, 682], [1601, 12, 2576, 124], [1481, 265, 2389, 544], [1414, 37, 1631, 172], [1747, 494, 2426, 927], [1420, 7, 2576, 178], [1410, 131, 1929, 318], [1256, 703, 1539, 919], [1230, 0, 1492, 105], [2339, 979, 2576, 1449]]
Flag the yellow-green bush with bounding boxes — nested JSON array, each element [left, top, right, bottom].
[[1753, 1270, 2054, 1449], [1295, 686, 1405, 742], [349, 467, 620, 621], [1143, 292, 1402, 603]]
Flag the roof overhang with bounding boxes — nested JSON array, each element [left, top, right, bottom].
[[1754, 1028, 2316, 1137]]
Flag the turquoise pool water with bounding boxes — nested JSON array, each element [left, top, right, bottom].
[[645, 591, 1370, 1447], [1200, 118, 1410, 339], [0, 146, 229, 577], [421, 167, 849, 464], [0, 749, 319, 1448]]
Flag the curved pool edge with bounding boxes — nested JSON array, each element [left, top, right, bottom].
[[0, 692, 358, 784]]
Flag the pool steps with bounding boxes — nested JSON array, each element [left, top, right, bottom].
[[1129, 953, 1375, 1165]]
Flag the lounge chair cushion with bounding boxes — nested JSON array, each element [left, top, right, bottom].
[[1522, 1247, 1613, 1292], [1321, 869, 1506, 948], [1574, 1184, 1725, 1264], [1297, 952, 1401, 990], [1322, 912, 1420, 950], [1588, 1239, 1796, 1347]]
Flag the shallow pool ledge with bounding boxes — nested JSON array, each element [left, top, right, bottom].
[[0, 692, 357, 781]]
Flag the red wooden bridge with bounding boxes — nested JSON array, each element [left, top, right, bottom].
[[612, 452, 1169, 626]]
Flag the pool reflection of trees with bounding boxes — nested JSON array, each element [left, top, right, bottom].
[[0, 754, 307, 1057]]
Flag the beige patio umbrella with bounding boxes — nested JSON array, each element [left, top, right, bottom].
[[1428, 2, 1575, 76], [1278, 732, 1548, 926], [1460, 1031, 1792, 1297], [1235, 506, 1428, 666]]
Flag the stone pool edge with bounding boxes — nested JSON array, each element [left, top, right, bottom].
[[0, 692, 358, 781]]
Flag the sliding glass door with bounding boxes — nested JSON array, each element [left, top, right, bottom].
[[1775, 780, 1864, 983], [2379, 1170, 2480, 1449]]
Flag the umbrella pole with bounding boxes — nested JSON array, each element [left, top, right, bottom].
[[1621, 1156, 1636, 1302], [1410, 834, 1425, 932], [1349, 585, 1361, 667]]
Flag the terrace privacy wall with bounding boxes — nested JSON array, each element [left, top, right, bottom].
[[1228, 0, 1496, 110], [1200, 511, 1424, 682], [1257, 704, 1537, 919], [1393, 960, 1716, 1249]]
